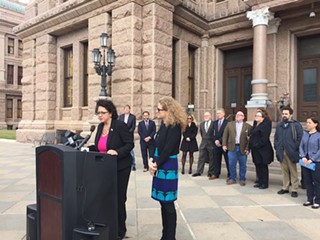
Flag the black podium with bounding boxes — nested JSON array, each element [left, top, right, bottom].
[[35, 145, 118, 240]]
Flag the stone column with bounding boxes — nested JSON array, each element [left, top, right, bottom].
[[199, 34, 210, 114], [111, 2, 143, 116], [246, 7, 274, 119], [0, 33, 6, 128], [16, 35, 57, 142]]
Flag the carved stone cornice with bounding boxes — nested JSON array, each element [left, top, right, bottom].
[[247, 7, 274, 27]]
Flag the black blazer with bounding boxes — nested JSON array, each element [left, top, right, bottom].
[[138, 119, 156, 146], [151, 124, 182, 168], [119, 113, 136, 133], [94, 120, 134, 170], [213, 119, 228, 145]]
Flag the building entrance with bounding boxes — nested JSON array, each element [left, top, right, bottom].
[[297, 35, 320, 121], [223, 47, 253, 119]]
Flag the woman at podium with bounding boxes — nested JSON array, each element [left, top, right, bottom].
[[148, 96, 187, 240], [93, 99, 134, 239]]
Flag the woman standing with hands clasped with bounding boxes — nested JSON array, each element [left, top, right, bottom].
[[180, 114, 198, 174], [148, 96, 187, 240], [249, 110, 274, 189], [299, 117, 320, 209]]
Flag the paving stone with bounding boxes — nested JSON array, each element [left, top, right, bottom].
[[240, 221, 309, 240]]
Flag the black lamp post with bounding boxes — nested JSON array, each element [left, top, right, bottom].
[[92, 33, 116, 97]]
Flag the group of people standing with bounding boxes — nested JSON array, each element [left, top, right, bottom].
[[186, 106, 320, 209], [92, 97, 320, 240]]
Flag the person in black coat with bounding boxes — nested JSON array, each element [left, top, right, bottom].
[[180, 114, 199, 174], [249, 110, 274, 189], [93, 99, 134, 239], [211, 108, 229, 180], [138, 111, 156, 171], [148, 96, 187, 240]]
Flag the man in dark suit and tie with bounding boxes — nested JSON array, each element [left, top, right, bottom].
[[209, 108, 230, 180], [119, 105, 137, 171], [192, 112, 215, 177], [138, 111, 156, 172]]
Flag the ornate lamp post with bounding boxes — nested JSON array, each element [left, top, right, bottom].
[[92, 33, 116, 97]]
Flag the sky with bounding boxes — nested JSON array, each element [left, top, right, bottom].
[[19, 0, 29, 3]]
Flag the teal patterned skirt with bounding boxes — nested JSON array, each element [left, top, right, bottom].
[[151, 148, 178, 202]]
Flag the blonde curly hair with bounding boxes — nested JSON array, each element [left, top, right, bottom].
[[158, 96, 187, 131]]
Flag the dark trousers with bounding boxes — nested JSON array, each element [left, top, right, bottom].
[[117, 166, 131, 238], [197, 142, 214, 175], [302, 163, 320, 204], [255, 163, 269, 187], [160, 202, 176, 240], [140, 143, 155, 169], [213, 146, 230, 178]]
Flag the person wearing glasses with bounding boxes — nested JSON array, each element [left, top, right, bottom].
[[299, 116, 320, 209], [148, 96, 187, 240], [180, 114, 199, 174], [222, 111, 251, 186], [249, 110, 274, 189], [93, 99, 134, 240]]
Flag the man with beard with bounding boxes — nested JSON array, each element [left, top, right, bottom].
[[274, 106, 303, 198]]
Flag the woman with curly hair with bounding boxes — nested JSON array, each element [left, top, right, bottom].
[[180, 114, 199, 174], [148, 96, 187, 240]]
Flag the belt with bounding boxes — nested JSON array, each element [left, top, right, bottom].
[[235, 144, 240, 146]]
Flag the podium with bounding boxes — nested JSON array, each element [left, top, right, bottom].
[[35, 145, 118, 240]]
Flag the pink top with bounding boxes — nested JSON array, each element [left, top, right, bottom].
[[97, 134, 108, 153]]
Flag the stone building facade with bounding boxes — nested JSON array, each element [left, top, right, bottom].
[[14, 0, 320, 143], [0, 0, 25, 130]]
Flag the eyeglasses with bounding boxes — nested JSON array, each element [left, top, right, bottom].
[[96, 111, 109, 115], [157, 108, 165, 112]]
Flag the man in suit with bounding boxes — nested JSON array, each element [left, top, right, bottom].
[[119, 105, 137, 171], [138, 111, 156, 172], [192, 112, 215, 177], [222, 111, 251, 186], [210, 108, 230, 180]]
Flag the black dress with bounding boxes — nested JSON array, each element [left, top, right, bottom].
[[180, 122, 199, 152]]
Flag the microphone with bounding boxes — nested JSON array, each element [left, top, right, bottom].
[[63, 130, 76, 146], [76, 125, 96, 150]]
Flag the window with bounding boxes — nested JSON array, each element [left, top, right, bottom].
[[18, 66, 23, 85], [83, 42, 88, 106], [188, 46, 196, 104], [6, 99, 13, 118], [64, 47, 73, 107], [8, 38, 14, 55], [7, 65, 14, 84], [17, 99, 22, 118], [18, 40, 23, 56]]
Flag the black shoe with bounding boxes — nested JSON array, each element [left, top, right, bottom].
[[181, 170, 185, 175], [291, 191, 298, 198], [253, 184, 260, 188], [259, 185, 268, 189], [277, 189, 289, 194], [303, 201, 313, 206], [192, 173, 201, 177], [132, 166, 136, 171]]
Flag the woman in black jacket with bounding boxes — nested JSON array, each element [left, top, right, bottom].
[[249, 110, 274, 189], [148, 96, 187, 240], [94, 99, 134, 239], [180, 114, 199, 174]]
